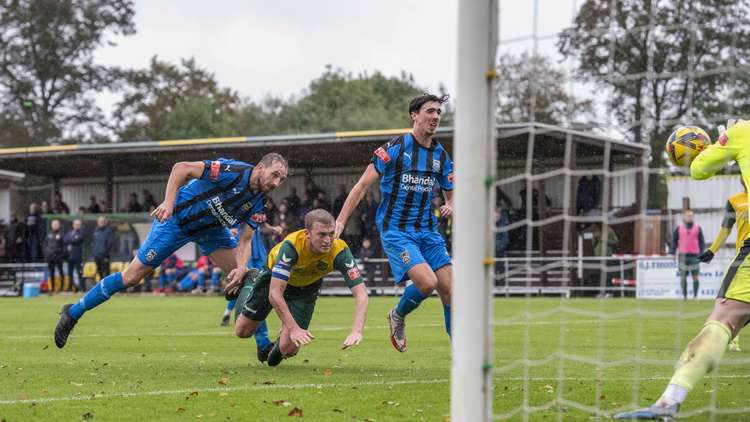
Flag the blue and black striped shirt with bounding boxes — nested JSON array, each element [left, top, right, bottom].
[[371, 133, 454, 232], [174, 158, 266, 237]]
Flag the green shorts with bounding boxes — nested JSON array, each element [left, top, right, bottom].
[[237, 270, 321, 330], [678, 255, 700, 276]]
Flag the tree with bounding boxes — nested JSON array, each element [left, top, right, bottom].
[[0, 0, 135, 146], [558, 0, 750, 205], [276, 66, 425, 133], [495, 52, 594, 125], [113, 56, 240, 141]]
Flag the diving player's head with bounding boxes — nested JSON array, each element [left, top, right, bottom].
[[304, 209, 336, 254], [252, 153, 289, 193], [409, 94, 449, 137]]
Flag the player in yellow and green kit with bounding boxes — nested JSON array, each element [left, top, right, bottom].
[[231, 209, 369, 367], [698, 179, 747, 352], [616, 120, 750, 420]]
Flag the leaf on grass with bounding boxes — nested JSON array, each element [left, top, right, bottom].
[[382, 401, 399, 406], [19, 394, 28, 400], [42, 345, 49, 350], [176, 407, 186, 413], [70, 382, 84, 387], [217, 378, 229, 385], [262, 380, 275, 385], [541, 384, 554, 394], [332, 408, 343, 413], [190, 391, 199, 396], [81, 412, 94, 420], [364, 418, 376, 422], [273, 400, 292, 407], [302, 359, 309, 364], [599, 394, 606, 400], [323, 368, 333, 376], [288, 407, 303, 417], [218, 392, 228, 397]]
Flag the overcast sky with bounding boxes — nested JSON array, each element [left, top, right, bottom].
[[94, 0, 580, 107]]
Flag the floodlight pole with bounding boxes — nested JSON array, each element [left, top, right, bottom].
[[452, 0, 496, 421]]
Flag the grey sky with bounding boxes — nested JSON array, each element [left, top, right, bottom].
[[94, 1, 579, 108]]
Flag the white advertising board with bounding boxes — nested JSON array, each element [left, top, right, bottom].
[[635, 257, 733, 299]]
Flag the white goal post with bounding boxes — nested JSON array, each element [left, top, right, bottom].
[[451, 0, 497, 421]]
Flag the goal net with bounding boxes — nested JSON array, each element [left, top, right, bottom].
[[453, 0, 750, 420]]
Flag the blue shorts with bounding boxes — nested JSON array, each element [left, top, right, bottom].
[[380, 230, 452, 284], [137, 217, 237, 267]]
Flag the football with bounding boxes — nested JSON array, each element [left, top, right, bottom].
[[665, 126, 711, 167]]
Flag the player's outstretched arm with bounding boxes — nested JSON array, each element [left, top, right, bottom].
[[335, 164, 379, 238], [269, 278, 314, 347], [152, 161, 205, 222], [343, 283, 368, 349]]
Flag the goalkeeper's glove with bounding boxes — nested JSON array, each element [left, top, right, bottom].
[[716, 118, 740, 139], [697, 250, 714, 263]]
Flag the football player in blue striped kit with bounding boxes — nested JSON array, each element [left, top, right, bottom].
[[54, 153, 288, 348], [335, 94, 454, 352]]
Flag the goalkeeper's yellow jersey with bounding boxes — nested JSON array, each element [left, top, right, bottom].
[[691, 121, 750, 229], [708, 192, 749, 254]]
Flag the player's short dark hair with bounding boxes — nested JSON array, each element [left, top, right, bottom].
[[259, 152, 288, 169], [304, 209, 335, 230], [408, 94, 449, 115]]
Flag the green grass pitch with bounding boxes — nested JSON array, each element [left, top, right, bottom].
[[1, 296, 749, 421]]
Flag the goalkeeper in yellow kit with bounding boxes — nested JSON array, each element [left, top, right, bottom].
[[698, 179, 747, 352], [616, 121, 750, 420]]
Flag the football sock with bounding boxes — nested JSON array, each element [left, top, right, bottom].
[[226, 299, 237, 312], [158, 272, 167, 289], [693, 280, 699, 298], [395, 284, 427, 318], [69, 272, 125, 320], [663, 320, 731, 403], [254, 320, 271, 349], [680, 275, 687, 299], [443, 305, 452, 336], [197, 272, 205, 289], [166, 270, 175, 286], [211, 271, 220, 289]]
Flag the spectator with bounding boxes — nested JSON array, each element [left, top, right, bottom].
[[142, 189, 157, 211], [126, 192, 143, 213], [359, 190, 378, 240], [359, 237, 377, 286], [670, 210, 705, 300], [264, 197, 278, 227], [87, 196, 101, 214], [317, 190, 332, 212], [7, 214, 25, 262], [91, 216, 114, 281], [333, 184, 348, 217], [342, 202, 363, 254], [99, 199, 111, 214], [311, 198, 324, 211], [44, 219, 65, 292], [51, 193, 70, 214], [273, 201, 293, 229], [25, 203, 44, 261], [285, 186, 301, 217], [64, 219, 85, 292], [576, 176, 594, 215], [0, 219, 6, 262], [41, 201, 51, 214], [304, 178, 322, 202], [495, 207, 510, 258], [76, 206, 87, 215]]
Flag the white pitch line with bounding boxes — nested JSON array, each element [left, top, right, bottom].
[[0, 378, 449, 406], [4, 373, 750, 406], [0, 319, 627, 341]]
